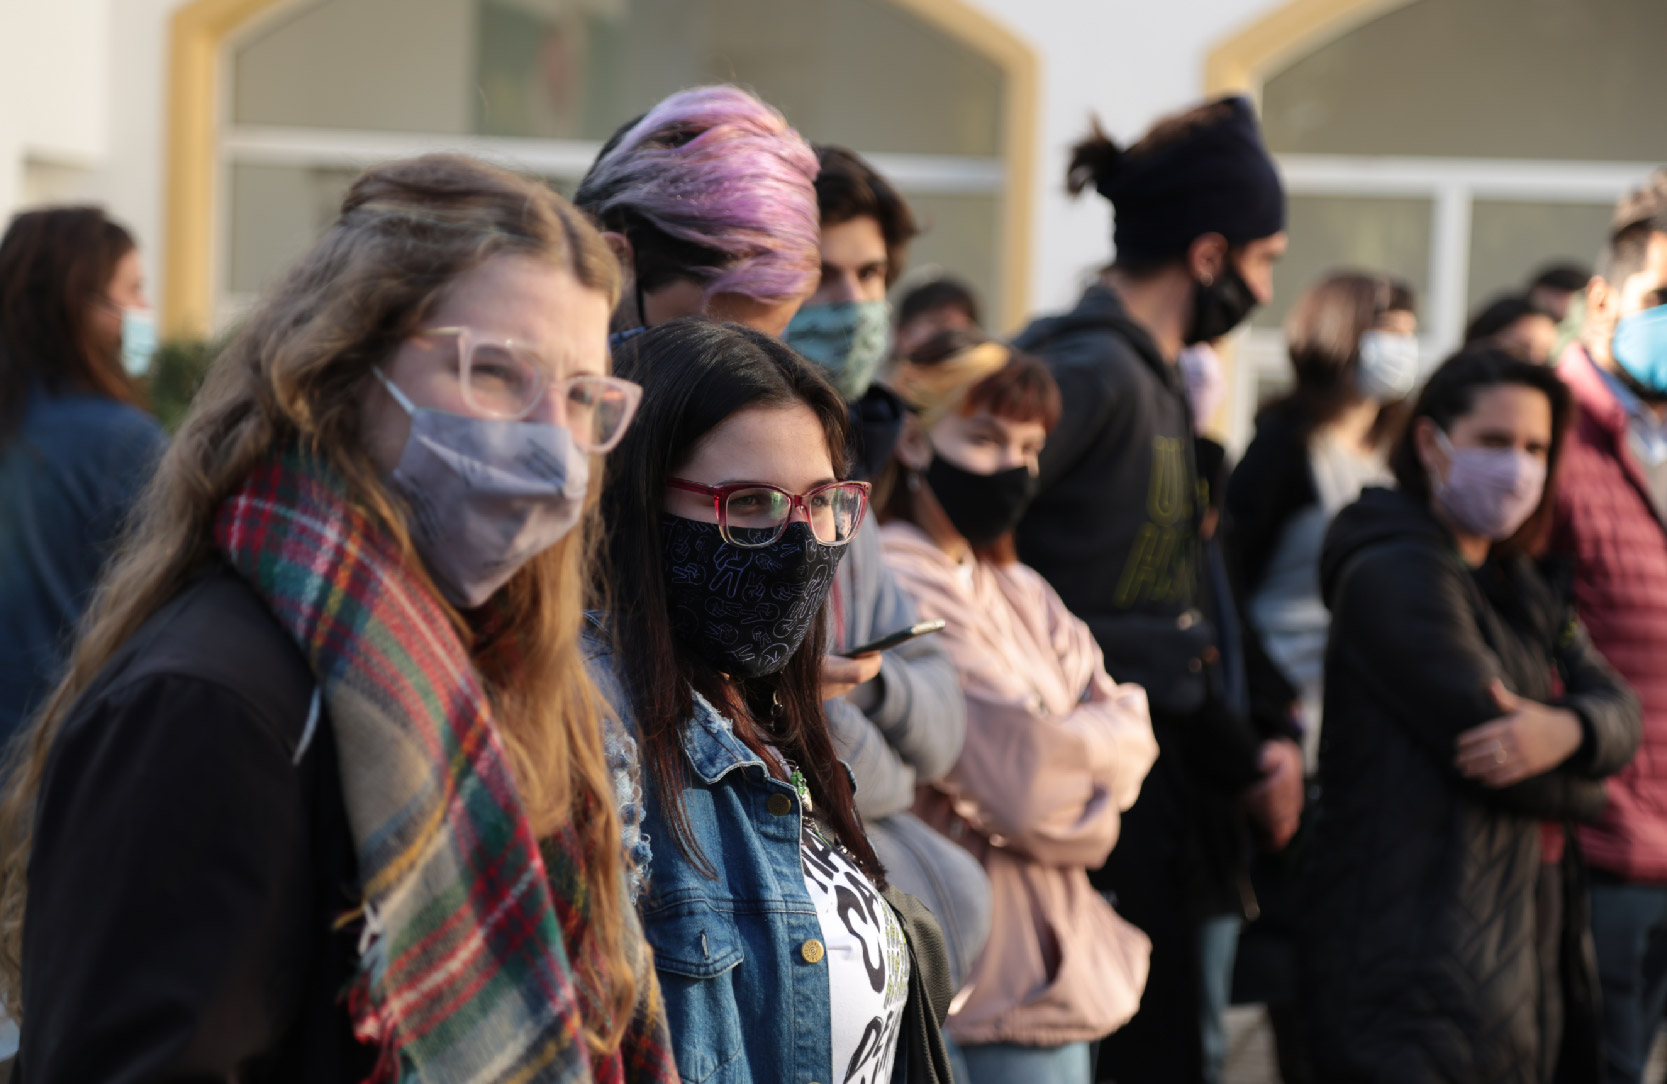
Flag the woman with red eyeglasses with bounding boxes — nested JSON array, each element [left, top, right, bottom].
[[590, 317, 954, 1084]]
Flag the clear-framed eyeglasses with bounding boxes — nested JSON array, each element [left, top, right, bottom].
[[666, 478, 871, 548], [409, 326, 642, 453]]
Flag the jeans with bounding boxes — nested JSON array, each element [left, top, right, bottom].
[[963, 1040, 1092, 1084], [1199, 914, 1242, 1084], [1590, 875, 1667, 1084], [943, 1032, 970, 1084]]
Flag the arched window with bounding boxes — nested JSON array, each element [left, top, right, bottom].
[[1211, 0, 1663, 445], [204, 0, 1024, 328]]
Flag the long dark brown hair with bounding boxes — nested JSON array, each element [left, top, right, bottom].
[[0, 207, 139, 438], [1389, 347, 1573, 560], [602, 318, 884, 885]]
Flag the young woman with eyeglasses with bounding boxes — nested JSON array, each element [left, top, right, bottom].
[[592, 317, 953, 1084], [0, 155, 677, 1083]]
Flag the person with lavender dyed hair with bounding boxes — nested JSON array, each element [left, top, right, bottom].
[[575, 84, 821, 342]]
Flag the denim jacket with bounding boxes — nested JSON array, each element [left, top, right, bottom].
[[584, 632, 953, 1084]]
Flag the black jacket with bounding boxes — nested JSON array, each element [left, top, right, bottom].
[[1221, 403, 1317, 730], [1012, 283, 1266, 785], [17, 567, 370, 1083], [1301, 487, 1640, 1084]]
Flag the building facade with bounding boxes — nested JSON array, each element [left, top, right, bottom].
[[2, 0, 1661, 447]]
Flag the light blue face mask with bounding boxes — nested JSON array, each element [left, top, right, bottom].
[[1613, 305, 1667, 393], [784, 299, 892, 401], [120, 308, 158, 377]]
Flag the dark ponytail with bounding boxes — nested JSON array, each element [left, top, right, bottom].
[[1066, 120, 1125, 197]]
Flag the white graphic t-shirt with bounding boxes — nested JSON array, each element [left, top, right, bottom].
[[799, 816, 910, 1083]]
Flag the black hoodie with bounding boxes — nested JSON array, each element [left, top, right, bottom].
[[1302, 486, 1638, 1083], [1012, 283, 1267, 782]]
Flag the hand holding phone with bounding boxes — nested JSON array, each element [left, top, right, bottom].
[[840, 620, 946, 658]]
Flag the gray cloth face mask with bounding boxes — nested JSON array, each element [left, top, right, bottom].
[[374, 368, 589, 608]]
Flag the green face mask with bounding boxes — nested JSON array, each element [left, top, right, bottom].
[[785, 299, 892, 401]]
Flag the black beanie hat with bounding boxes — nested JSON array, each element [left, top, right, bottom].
[[1097, 96, 1286, 266]]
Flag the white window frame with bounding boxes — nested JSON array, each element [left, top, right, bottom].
[[1228, 153, 1658, 453], [215, 123, 1004, 324]]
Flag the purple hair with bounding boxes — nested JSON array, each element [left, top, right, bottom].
[[575, 85, 821, 304]]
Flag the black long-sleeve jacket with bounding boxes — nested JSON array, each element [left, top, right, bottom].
[[17, 568, 370, 1083], [1301, 487, 1640, 1084]]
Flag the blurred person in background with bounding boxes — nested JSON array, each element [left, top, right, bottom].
[[594, 319, 953, 1084], [1530, 262, 1594, 325], [785, 146, 991, 1036], [0, 156, 674, 1082], [0, 207, 165, 748], [881, 330, 1157, 1084], [1174, 333, 1244, 1084], [575, 84, 821, 342], [895, 276, 983, 363], [1547, 172, 1667, 1084], [1228, 271, 1419, 776], [1223, 270, 1420, 1083], [1465, 294, 1560, 364], [1302, 348, 1639, 1084], [1012, 95, 1302, 1084]]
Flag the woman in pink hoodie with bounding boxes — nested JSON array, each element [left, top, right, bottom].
[[878, 330, 1158, 1084]]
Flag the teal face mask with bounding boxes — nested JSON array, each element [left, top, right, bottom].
[[120, 308, 159, 377], [785, 299, 892, 401], [1613, 305, 1667, 393]]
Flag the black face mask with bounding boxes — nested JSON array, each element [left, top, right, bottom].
[[925, 453, 1039, 547], [661, 517, 843, 679], [1185, 263, 1260, 346]]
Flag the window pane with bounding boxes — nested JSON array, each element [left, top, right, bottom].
[[1262, 0, 1667, 160], [233, 0, 476, 134], [235, 0, 1005, 156], [227, 162, 358, 295], [1251, 194, 1433, 331], [1466, 200, 1611, 316], [897, 192, 1003, 330], [226, 162, 574, 298]]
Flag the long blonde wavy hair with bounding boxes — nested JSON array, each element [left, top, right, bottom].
[[0, 154, 638, 1049]]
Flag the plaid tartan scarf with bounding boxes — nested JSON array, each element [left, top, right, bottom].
[[214, 452, 676, 1084]]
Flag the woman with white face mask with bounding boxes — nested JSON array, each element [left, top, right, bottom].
[[1225, 271, 1421, 774], [1300, 348, 1640, 1083], [1221, 271, 1421, 1079], [0, 156, 677, 1083]]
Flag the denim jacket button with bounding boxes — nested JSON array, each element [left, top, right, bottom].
[[800, 938, 825, 964], [767, 793, 794, 817]]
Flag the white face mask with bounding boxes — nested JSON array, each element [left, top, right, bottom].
[[373, 368, 589, 609], [1357, 330, 1421, 402]]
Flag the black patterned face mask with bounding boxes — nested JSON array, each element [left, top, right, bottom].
[[661, 517, 844, 679]]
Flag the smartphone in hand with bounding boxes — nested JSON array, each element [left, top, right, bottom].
[[840, 620, 946, 658]]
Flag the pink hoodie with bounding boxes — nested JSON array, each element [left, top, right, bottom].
[[881, 521, 1157, 1046]]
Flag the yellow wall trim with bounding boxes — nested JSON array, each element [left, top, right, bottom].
[[889, 0, 1039, 329], [164, 0, 293, 337], [165, 0, 1038, 338], [1205, 0, 1416, 99]]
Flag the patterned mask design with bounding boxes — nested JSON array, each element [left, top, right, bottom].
[[661, 517, 844, 678]]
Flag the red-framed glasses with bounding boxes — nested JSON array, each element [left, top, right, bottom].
[[667, 478, 871, 548]]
